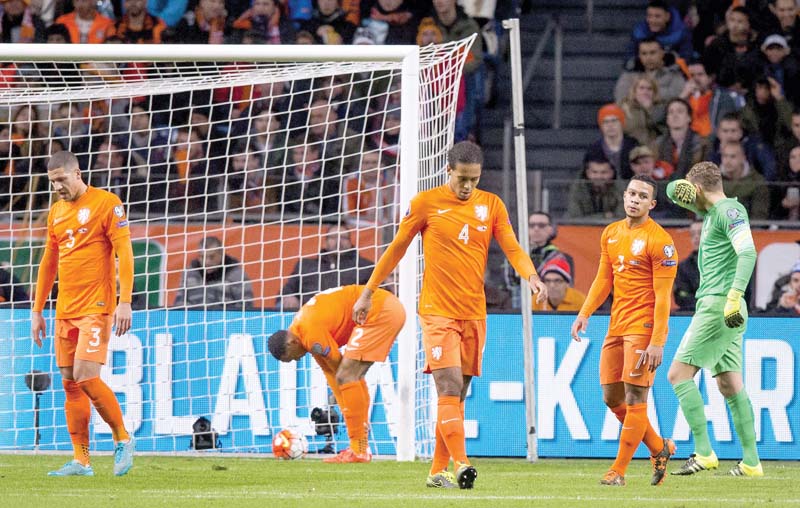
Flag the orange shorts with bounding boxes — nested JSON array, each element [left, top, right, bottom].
[[419, 315, 486, 376], [54, 315, 113, 367], [599, 334, 654, 387], [344, 293, 406, 362]]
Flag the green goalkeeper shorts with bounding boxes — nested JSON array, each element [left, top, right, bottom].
[[674, 295, 747, 376]]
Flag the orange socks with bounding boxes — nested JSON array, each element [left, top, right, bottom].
[[78, 377, 129, 443], [63, 379, 91, 465], [611, 403, 648, 475], [339, 379, 370, 455], [610, 403, 663, 456], [437, 395, 468, 466]]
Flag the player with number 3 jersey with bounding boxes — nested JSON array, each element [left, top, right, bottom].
[[268, 285, 405, 463], [351, 141, 547, 489], [31, 151, 135, 477]]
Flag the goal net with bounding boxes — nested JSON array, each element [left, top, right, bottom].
[[0, 40, 472, 460]]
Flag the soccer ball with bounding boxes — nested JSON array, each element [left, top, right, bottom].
[[272, 429, 308, 459]]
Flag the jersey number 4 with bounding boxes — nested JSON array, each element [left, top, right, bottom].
[[458, 224, 469, 244]]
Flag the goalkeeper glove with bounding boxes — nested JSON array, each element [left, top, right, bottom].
[[672, 179, 697, 206], [723, 288, 745, 328]]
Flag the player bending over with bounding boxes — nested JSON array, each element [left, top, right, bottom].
[[268, 284, 405, 463]]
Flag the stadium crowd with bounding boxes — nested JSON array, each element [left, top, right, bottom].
[[0, 0, 799, 315]]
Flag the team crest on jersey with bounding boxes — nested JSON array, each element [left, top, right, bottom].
[[77, 208, 91, 225], [663, 244, 675, 258], [474, 205, 488, 222], [114, 205, 125, 218], [631, 239, 645, 255]]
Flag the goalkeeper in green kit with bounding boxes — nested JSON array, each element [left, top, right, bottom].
[[665, 161, 763, 477]]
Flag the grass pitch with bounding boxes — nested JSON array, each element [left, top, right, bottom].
[[1, 455, 798, 508]]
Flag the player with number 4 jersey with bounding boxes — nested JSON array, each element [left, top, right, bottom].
[[268, 285, 405, 463], [31, 151, 135, 477], [571, 175, 678, 487], [351, 141, 547, 489]]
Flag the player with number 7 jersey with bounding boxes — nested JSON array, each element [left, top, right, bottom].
[[351, 141, 548, 489], [267, 284, 405, 463]]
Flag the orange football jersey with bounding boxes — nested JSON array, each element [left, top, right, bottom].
[[599, 218, 677, 337], [366, 185, 536, 320], [43, 186, 131, 318], [288, 285, 391, 385]]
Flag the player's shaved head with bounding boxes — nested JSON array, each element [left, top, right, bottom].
[[268, 330, 289, 360], [47, 150, 80, 172], [687, 161, 723, 191]]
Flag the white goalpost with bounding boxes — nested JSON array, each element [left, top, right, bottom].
[[0, 39, 473, 461]]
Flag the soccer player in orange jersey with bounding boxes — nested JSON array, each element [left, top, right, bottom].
[[570, 174, 678, 487], [31, 151, 135, 477], [267, 284, 405, 463], [351, 141, 547, 489]]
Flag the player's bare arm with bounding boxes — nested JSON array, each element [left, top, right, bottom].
[[114, 303, 132, 336], [570, 315, 588, 342], [529, 274, 548, 304], [31, 312, 46, 348], [644, 343, 663, 372], [352, 287, 374, 324]]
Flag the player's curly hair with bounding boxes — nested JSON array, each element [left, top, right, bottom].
[[267, 330, 289, 360], [687, 161, 722, 190], [448, 141, 483, 168]]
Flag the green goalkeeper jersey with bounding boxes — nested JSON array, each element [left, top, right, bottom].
[[666, 181, 757, 299]]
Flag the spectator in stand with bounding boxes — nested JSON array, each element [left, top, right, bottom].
[[1, 0, 46, 43], [628, 0, 693, 60], [355, 0, 417, 45], [45, 22, 71, 43], [764, 0, 800, 55], [653, 98, 709, 179], [304, 98, 361, 174], [174, 0, 231, 44], [620, 75, 666, 146], [777, 110, 800, 180], [280, 224, 373, 309], [532, 255, 586, 312], [777, 145, 800, 220], [703, 6, 761, 93], [56, 0, 115, 43], [431, 0, 484, 143], [226, 149, 277, 220], [232, 0, 295, 43], [765, 259, 800, 314], [113, 0, 167, 43], [628, 145, 676, 217], [148, 0, 188, 27], [614, 37, 686, 104], [719, 140, 770, 220], [0, 122, 29, 216], [342, 149, 392, 228], [755, 34, 800, 106], [174, 236, 254, 310], [584, 103, 638, 180], [11, 104, 46, 161], [301, 0, 356, 44], [282, 140, 341, 217], [526, 211, 575, 280], [566, 155, 625, 220], [673, 219, 702, 311], [167, 125, 224, 215], [679, 59, 742, 139], [127, 103, 169, 171], [710, 112, 777, 181], [0, 263, 29, 307], [243, 109, 286, 169], [742, 76, 793, 150], [92, 139, 150, 215]]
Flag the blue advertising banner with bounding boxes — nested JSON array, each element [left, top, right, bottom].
[[1, 310, 798, 459]]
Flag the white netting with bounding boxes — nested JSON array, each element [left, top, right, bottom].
[[0, 40, 471, 459]]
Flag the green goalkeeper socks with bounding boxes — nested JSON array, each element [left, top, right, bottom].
[[727, 389, 760, 467], [673, 380, 713, 457]]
